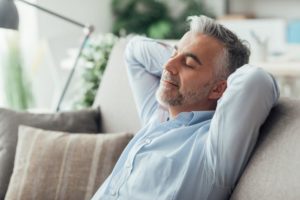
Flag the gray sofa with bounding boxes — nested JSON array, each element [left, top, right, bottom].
[[1, 38, 300, 199], [95, 38, 300, 200]]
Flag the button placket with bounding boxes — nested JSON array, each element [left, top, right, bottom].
[[144, 137, 152, 145], [110, 188, 117, 196], [125, 161, 131, 168], [125, 161, 133, 174], [110, 164, 130, 196]]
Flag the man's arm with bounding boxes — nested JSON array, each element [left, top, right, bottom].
[[125, 36, 172, 124], [206, 65, 280, 187]]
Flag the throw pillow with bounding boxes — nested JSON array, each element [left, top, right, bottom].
[[0, 108, 100, 199], [5, 126, 133, 200]]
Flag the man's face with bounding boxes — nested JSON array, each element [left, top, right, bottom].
[[156, 32, 226, 110]]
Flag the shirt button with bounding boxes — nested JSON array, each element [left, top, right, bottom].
[[110, 189, 116, 196], [125, 162, 131, 168], [145, 138, 152, 145]]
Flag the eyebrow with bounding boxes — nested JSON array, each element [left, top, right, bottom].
[[174, 45, 203, 65]]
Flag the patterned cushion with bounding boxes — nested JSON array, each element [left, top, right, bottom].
[[0, 108, 100, 199], [5, 126, 133, 200]]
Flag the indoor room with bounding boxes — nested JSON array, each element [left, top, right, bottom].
[[0, 0, 300, 200]]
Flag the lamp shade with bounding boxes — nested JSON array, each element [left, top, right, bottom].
[[0, 0, 19, 30]]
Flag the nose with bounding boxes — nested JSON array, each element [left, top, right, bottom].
[[164, 55, 180, 75]]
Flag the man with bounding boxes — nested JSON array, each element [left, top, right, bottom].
[[92, 15, 279, 200]]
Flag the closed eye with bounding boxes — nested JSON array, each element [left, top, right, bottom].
[[185, 53, 202, 66], [185, 57, 198, 69]]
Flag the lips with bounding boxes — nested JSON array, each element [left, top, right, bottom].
[[161, 70, 179, 87], [162, 79, 179, 87]]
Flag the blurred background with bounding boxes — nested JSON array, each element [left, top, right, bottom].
[[1, 0, 300, 112]]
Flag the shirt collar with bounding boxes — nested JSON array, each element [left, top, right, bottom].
[[158, 106, 215, 126], [172, 110, 215, 126]]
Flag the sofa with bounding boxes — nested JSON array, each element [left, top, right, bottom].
[[1, 38, 300, 200]]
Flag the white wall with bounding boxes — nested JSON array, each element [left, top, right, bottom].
[[203, 0, 226, 17], [229, 0, 300, 19], [205, 0, 300, 19], [19, 0, 300, 110], [18, 0, 113, 110]]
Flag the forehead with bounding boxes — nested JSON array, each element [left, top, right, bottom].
[[177, 32, 224, 61]]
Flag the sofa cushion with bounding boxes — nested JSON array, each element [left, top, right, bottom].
[[92, 38, 141, 133], [5, 126, 133, 200], [0, 108, 100, 199], [230, 98, 300, 200]]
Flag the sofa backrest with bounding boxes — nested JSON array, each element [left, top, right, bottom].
[[92, 38, 141, 133], [231, 98, 300, 200]]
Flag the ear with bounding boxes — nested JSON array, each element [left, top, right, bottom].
[[208, 80, 227, 100]]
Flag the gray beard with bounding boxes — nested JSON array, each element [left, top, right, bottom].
[[155, 82, 212, 108], [155, 88, 184, 107]]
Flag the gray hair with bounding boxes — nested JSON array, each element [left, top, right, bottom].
[[187, 15, 250, 79]]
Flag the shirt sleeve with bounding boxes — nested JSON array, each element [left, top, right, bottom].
[[125, 36, 172, 124], [205, 64, 280, 187]]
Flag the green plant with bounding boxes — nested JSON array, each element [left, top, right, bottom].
[[170, 0, 214, 39], [111, 0, 214, 39], [74, 33, 118, 109], [112, 0, 169, 37], [2, 32, 33, 110]]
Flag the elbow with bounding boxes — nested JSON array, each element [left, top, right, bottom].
[[251, 67, 280, 104], [124, 37, 137, 64], [229, 65, 280, 105], [125, 36, 145, 60]]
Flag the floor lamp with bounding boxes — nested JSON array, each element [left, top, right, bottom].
[[0, 0, 94, 111]]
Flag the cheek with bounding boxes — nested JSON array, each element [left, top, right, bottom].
[[179, 72, 211, 91]]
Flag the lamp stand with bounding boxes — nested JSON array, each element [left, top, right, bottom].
[[55, 26, 94, 111], [15, 0, 95, 111]]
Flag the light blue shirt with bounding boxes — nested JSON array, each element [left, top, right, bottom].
[[91, 36, 279, 200]]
